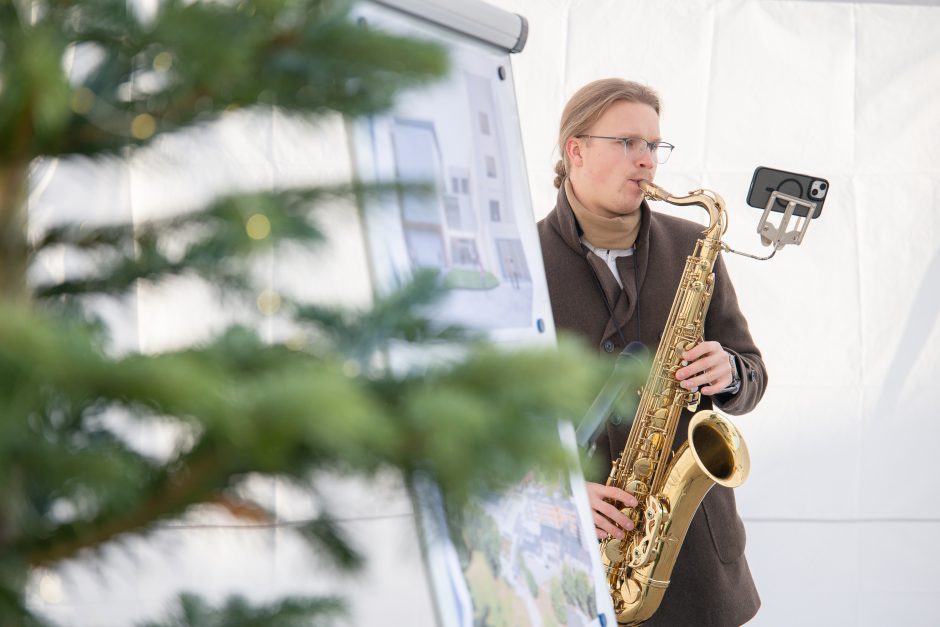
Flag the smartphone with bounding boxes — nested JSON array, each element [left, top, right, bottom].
[[746, 166, 828, 218]]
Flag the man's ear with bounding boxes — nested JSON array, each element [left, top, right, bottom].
[[565, 136, 583, 167]]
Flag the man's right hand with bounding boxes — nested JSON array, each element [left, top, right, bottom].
[[586, 482, 638, 541]]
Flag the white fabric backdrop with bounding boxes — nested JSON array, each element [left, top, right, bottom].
[[27, 1, 940, 625], [488, 0, 940, 624]]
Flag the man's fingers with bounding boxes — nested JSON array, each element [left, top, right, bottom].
[[682, 340, 725, 364], [681, 340, 719, 362], [678, 341, 733, 393], [593, 499, 634, 530], [594, 512, 627, 539], [588, 483, 638, 508], [586, 481, 639, 539], [700, 378, 731, 395], [680, 364, 729, 392]]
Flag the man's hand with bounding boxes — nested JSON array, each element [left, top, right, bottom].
[[675, 340, 734, 396], [586, 482, 638, 541]]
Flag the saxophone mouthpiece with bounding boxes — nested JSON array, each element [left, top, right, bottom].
[[639, 180, 668, 200]]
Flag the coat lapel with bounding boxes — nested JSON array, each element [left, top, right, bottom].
[[551, 184, 652, 348]]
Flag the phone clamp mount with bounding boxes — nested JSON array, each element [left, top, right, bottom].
[[725, 191, 818, 261]]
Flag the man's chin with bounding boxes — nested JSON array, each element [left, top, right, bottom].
[[615, 196, 644, 215]]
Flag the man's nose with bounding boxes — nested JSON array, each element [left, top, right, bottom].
[[635, 148, 655, 169]]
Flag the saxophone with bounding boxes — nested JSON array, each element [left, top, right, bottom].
[[601, 180, 750, 625]]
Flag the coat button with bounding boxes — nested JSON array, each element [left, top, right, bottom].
[[603, 340, 615, 353], [748, 368, 757, 382]]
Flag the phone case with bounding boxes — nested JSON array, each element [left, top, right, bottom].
[[746, 166, 828, 218]]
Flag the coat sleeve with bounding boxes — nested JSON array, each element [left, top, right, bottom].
[[705, 254, 768, 416]]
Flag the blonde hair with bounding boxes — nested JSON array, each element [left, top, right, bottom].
[[554, 79, 661, 189]]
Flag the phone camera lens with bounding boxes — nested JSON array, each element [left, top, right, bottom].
[[820, 183, 827, 190]]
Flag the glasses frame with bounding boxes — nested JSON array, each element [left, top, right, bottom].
[[575, 134, 675, 164]]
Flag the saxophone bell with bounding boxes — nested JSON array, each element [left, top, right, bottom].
[[688, 409, 750, 489]]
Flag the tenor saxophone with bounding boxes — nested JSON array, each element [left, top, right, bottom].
[[601, 181, 750, 625]]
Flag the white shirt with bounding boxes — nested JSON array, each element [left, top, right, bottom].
[[581, 238, 635, 289], [581, 238, 741, 395]]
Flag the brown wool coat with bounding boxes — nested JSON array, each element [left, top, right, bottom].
[[538, 185, 767, 626]]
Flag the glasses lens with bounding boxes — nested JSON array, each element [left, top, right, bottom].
[[654, 143, 673, 164], [621, 138, 650, 158]]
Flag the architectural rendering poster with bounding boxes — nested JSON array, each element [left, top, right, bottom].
[[349, 3, 614, 626], [350, 4, 553, 345], [414, 424, 614, 627]]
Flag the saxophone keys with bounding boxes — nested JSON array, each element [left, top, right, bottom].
[[632, 457, 653, 479], [646, 431, 665, 452], [625, 479, 646, 498], [652, 408, 668, 429], [619, 577, 643, 605], [604, 537, 626, 563]]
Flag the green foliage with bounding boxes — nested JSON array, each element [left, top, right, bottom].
[[294, 267, 469, 363], [521, 561, 538, 598], [549, 577, 567, 624], [30, 188, 325, 299], [0, 0, 448, 163], [0, 0, 633, 625], [139, 592, 344, 627], [0, 306, 604, 573], [455, 502, 502, 577], [548, 564, 596, 624], [443, 267, 500, 290], [560, 563, 595, 618]]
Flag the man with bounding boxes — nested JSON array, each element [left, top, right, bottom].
[[538, 78, 767, 626]]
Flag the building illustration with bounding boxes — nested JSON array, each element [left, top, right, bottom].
[[386, 71, 532, 329]]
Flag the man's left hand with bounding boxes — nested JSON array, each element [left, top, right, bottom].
[[675, 340, 734, 396]]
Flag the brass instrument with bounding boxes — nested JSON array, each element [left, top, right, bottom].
[[601, 181, 750, 625]]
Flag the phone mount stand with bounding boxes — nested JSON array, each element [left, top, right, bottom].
[[725, 190, 818, 261], [757, 191, 817, 249]]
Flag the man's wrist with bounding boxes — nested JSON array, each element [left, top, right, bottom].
[[721, 353, 742, 395]]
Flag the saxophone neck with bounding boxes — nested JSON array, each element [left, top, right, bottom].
[[639, 180, 728, 238]]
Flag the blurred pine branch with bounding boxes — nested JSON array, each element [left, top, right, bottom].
[[0, 0, 620, 625]]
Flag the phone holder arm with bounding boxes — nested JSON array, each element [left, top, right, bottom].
[[758, 190, 817, 248], [723, 190, 818, 261]]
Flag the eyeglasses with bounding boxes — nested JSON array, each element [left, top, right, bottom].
[[576, 135, 675, 164]]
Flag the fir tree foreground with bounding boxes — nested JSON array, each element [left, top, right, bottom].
[[0, 1, 633, 624]]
